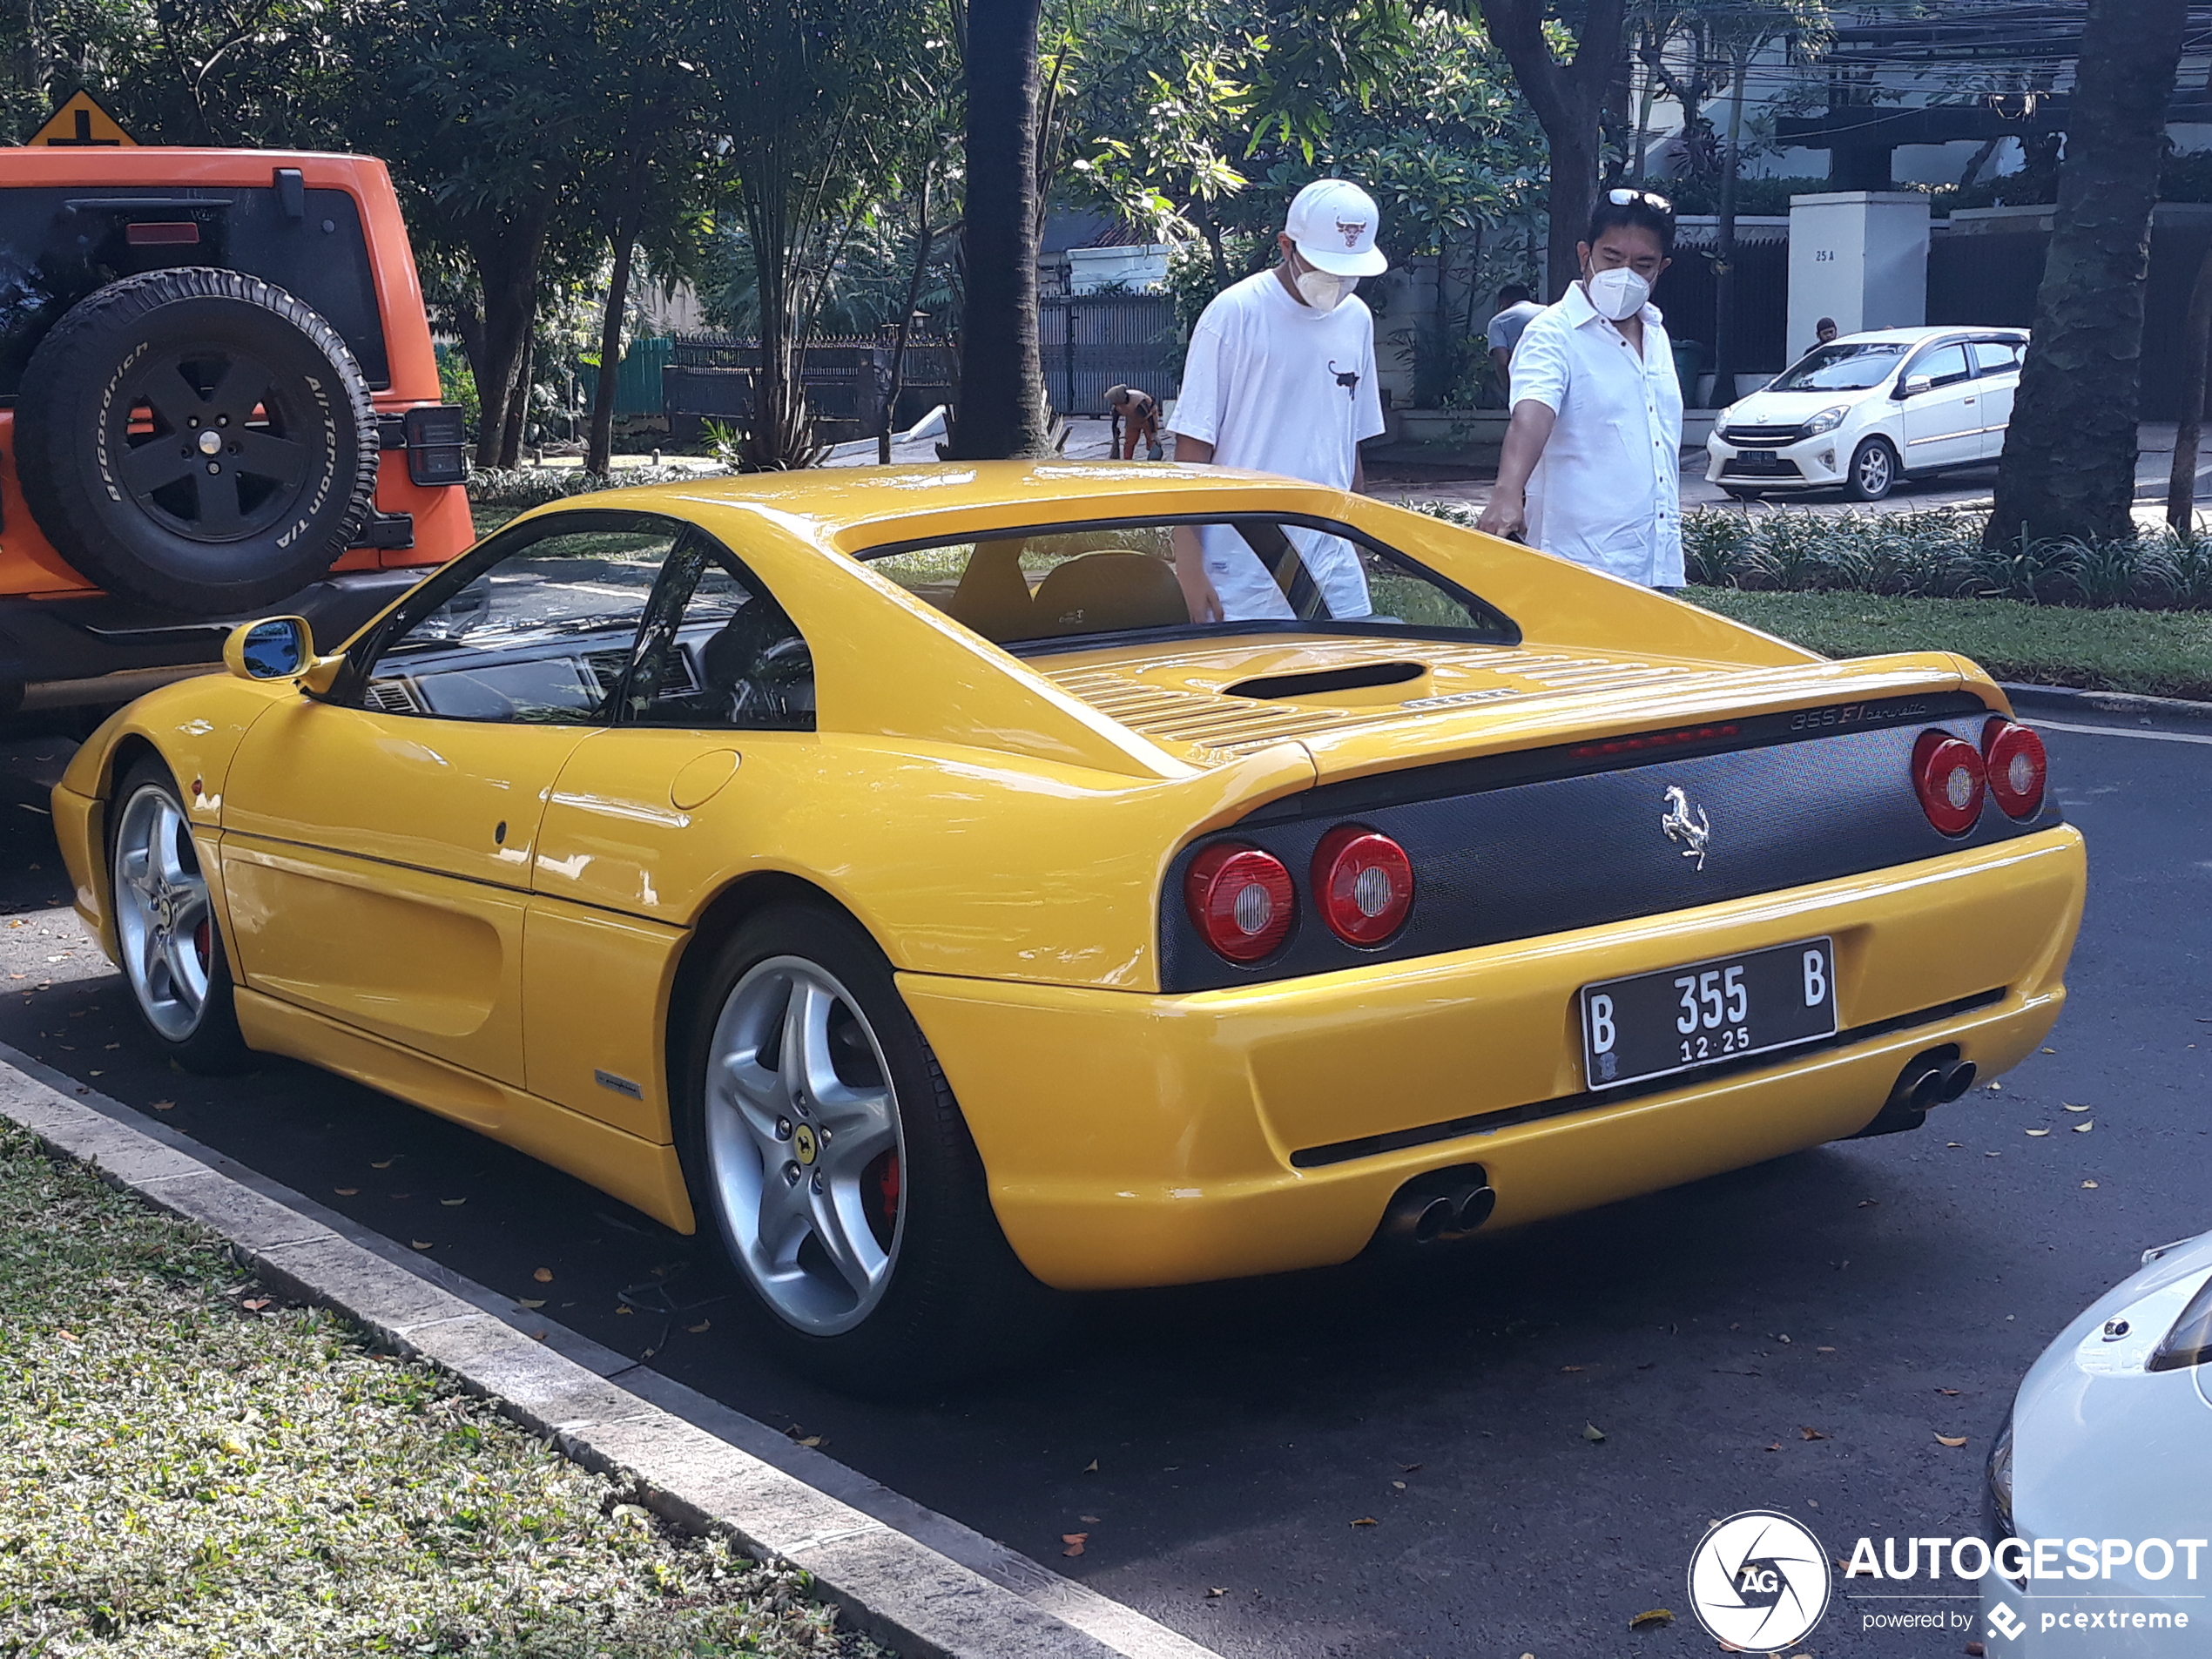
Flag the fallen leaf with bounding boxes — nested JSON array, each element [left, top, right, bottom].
[[150, 1099, 175, 1111], [54, 1329, 77, 1343], [1561, 1364, 1584, 1372], [370, 1158, 395, 1169], [1082, 1459, 1098, 1474], [1936, 1433, 1969, 1447], [441, 1197, 466, 1207], [1798, 1426, 1828, 1440], [240, 1298, 272, 1312], [1205, 1586, 1227, 1597], [2083, 1180, 2100, 1189], [1350, 1516, 1378, 1527], [516, 1298, 546, 1310], [1080, 1515, 1099, 1524], [1399, 1462, 1423, 1473], [794, 1435, 823, 1448], [1629, 1608, 1675, 1630], [333, 1187, 359, 1196], [1937, 1387, 1961, 1396], [1967, 1642, 1987, 1656], [1582, 1423, 1606, 1442], [1946, 1141, 1962, 1147], [533, 1267, 554, 1283], [1764, 1442, 1784, 1452], [2026, 1128, 2050, 1137], [1988, 1082, 2002, 1091], [1857, 1198, 1879, 1207], [1392, 1480, 1406, 1489], [1062, 1533, 1089, 1556], [410, 1240, 434, 1251], [685, 1319, 711, 1333], [2073, 1121, 2094, 1133], [1817, 1346, 1836, 1353], [2062, 1102, 2090, 1112]]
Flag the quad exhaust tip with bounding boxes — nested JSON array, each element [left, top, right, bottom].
[[1380, 1165, 1495, 1245]]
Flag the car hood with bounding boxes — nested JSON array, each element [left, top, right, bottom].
[[1723, 388, 1880, 427], [2009, 1228, 2212, 1557]]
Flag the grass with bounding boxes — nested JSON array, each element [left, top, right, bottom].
[[0, 1126, 882, 1659], [1687, 586, 2212, 702]]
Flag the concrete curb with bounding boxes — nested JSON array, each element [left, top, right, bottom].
[[2001, 682, 2212, 730], [0, 1050, 1221, 1659]]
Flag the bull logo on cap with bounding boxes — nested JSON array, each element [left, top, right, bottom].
[[1337, 219, 1366, 248]]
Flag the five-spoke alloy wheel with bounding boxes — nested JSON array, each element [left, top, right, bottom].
[[677, 904, 1057, 1391], [108, 758, 249, 1069], [702, 956, 906, 1336]]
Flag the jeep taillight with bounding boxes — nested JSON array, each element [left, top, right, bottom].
[[1912, 731, 1986, 835], [1185, 843, 1295, 962], [403, 405, 468, 486], [1982, 719, 2047, 820]]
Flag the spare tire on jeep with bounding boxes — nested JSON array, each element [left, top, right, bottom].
[[15, 266, 377, 617]]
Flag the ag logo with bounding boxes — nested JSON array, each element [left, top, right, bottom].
[[1687, 1510, 1831, 1651]]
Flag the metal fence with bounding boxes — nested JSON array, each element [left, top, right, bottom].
[[1039, 294, 1180, 415], [1652, 221, 1791, 378], [660, 333, 956, 442]]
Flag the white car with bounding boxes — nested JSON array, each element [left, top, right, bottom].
[[1979, 1228, 2212, 1654], [1705, 325, 2028, 502]]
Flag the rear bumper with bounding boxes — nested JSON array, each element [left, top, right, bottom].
[[904, 827, 2086, 1291], [0, 568, 424, 703]]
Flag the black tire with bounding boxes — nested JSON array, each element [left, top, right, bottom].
[[107, 756, 252, 1072], [17, 267, 377, 617], [1844, 436, 1899, 502], [672, 903, 1062, 1393]]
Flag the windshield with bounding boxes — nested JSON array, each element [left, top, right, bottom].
[[1768, 341, 1908, 393], [857, 516, 1515, 651]]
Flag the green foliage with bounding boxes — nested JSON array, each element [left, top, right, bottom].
[[463, 462, 732, 509], [435, 344, 482, 445]]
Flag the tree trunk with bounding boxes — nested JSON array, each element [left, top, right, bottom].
[[586, 183, 647, 478], [1988, 0, 2190, 550], [945, 0, 1053, 459], [499, 333, 534, 469], [463, 201, 556, 470], [1478, 0, 1629, 300], [1710, 50, 1750, 394], [2166, 244, 2212, 531]]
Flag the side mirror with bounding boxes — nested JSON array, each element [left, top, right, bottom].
[[224, 617, 311, 680], [1898, 374, 1932, 399]]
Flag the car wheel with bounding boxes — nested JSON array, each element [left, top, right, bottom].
[[108, 757, 251, 1072], [16, 267, 377, 617], [675, 904, 1059, 1392], [1844, 436, 1899, 502]]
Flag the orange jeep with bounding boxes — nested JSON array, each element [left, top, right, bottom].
[[0, 146, 471, 727]]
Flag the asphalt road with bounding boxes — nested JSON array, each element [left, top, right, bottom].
[[2, 712, 2205, 1659]]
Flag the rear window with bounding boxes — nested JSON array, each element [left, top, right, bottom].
[[0, 182, 390, 400], [857, 515, 1516, 651]]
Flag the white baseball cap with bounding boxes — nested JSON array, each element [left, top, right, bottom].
[[1285, 179, 1388, 278]]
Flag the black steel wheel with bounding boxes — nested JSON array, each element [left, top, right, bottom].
[[16, 268, 376, 616]]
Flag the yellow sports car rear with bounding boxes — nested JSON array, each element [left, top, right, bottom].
[[50, 462, 2085, 1387]]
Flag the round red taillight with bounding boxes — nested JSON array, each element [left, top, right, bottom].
[[1185, 842, 1295, 962], [1912, 731, 1987, 835], [1311, 826, 1414, 945], [1982, 718, 2047, 819]]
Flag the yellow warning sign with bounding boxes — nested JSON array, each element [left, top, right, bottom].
[[29, 91, 136, 148]]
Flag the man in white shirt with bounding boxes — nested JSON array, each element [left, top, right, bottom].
[[1476, 190, 1685, 589], [1167, 178, 1389, 622]]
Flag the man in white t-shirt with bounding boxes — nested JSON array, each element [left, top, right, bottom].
[[1166, 178, 1389, 622]]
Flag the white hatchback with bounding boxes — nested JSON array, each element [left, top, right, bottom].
[[1704, 325, 2028, 502]]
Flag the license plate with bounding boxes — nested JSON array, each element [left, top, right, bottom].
[[1726, 451, 1791, 474], [1580, 938, 1837, 1090]]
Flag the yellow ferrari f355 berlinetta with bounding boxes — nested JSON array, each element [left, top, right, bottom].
[[53, 463, 2085, 1386]]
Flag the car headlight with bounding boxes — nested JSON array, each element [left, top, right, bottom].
[[2149, 1271, 2212, 1371], [1804, 405, 1850, 435], [1986, 1415, 2015, 1538], [1712, 410, 1730, 437]]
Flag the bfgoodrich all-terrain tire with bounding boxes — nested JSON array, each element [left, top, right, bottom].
[[673, 903, 1062, 1393], [16, 267, 377, 617]]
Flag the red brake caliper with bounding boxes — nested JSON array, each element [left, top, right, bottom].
[[876, 1153, 901, 1226], [194, 918, 212, 970]]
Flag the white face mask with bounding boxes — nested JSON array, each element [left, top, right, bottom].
[[1584, 266, 1650, 321], [1295, 268, 1353, 312]]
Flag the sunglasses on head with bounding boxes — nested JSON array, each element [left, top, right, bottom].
[[1607, 187, 1673, 212]]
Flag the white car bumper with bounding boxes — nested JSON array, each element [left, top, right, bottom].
[[1705, 429, 1851, 490]]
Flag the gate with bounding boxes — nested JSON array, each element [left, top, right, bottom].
[[1040, 294, 1180, 415]]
